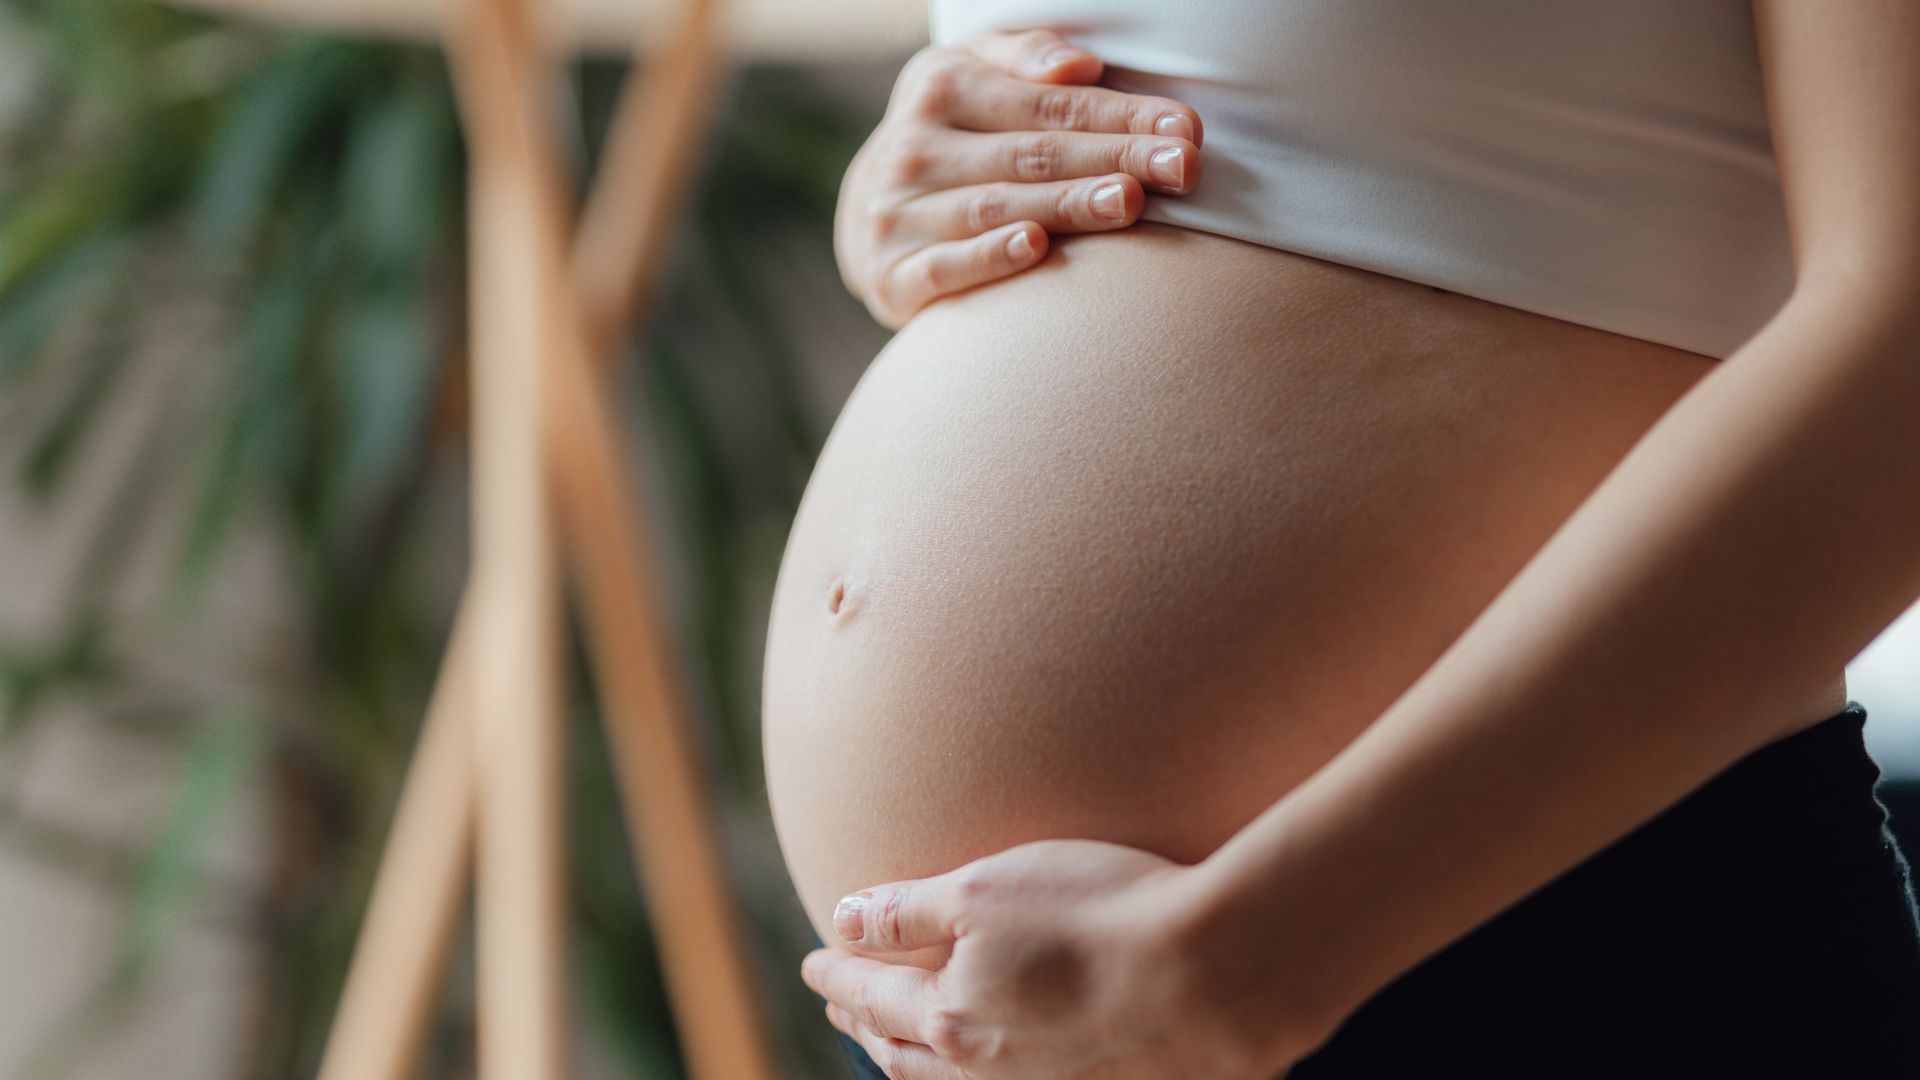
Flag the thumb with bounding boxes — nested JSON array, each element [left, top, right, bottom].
[[833, 873, 965, 953], [965, 27, 1104, 84]]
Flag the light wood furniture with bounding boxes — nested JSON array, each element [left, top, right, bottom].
[[323, 0, 771, 1075], [152, 0, 930, 1074], [170, 0, 927, 58]]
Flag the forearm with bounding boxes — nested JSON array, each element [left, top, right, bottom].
[[1183, 275, 1920, 1058]]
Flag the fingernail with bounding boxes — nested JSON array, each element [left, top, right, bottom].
[[1043, 46, 1084, 69], [1149, 146, 1187, 190], [1154, 113, 1195, 143], [1006, 229, 1036, 261], [1091, 182, 1127, 222], [834, 891, 871, 942]]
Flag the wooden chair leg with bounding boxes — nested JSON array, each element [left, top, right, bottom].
[[548, 291, 780, 1080], [315, 600, 477, 1080], [320, 0, 774, 1075], [559, 5, 778, 1078], [572, 0, 725, 356], [453, 1, 570, 1076]]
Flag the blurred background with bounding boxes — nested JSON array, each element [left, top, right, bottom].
[[0, 1, 1915, 1077]]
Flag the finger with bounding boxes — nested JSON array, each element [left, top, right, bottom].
[[913, 129, 1200, 194], [900, 174, 1144, 241], [853, 1024, 963, 1080], [801, 949, 942, 1044], [873, 222, 1047, 326], [832, 869, 975, 953], [964, 27, 1103, 84], [825, 1002, 857, 1037], [946, 68, 1204, 146]]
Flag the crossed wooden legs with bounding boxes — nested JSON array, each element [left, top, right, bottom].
[[316, 1, 776, 1077]]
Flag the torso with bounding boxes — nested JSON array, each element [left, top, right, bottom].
[[762, 225, 1846, 958]]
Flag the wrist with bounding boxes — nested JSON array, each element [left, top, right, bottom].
[[1162, 853, 1352, 1072]]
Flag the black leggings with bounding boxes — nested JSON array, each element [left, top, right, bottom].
[[825, 702, 1920, 1078]]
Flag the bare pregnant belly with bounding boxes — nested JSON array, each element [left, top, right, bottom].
[[761, 223, 1845, 959]]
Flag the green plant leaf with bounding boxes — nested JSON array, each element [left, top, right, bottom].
[[0, 227, 126, 392], [0, 613, 113, 737], [0, 166, 126, 300], [120, 708, 265, 977], [339, 75, 456, 268], [20, 272, 135, 499], [190, 36, 362, 255], [173, 218, 330, 605], [319, 283, 433, 544]]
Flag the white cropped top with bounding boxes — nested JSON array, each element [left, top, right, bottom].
[[931, 1, 1797, 359]]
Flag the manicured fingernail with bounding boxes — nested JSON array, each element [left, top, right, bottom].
[[1154, 113, 1195, 143], [834, 891, 871, 942], [1006, 229, 1036, 261], [1091, 182, 1127, 222], [1149, 146, 1187, 189]]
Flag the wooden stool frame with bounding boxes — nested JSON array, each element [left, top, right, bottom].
[[314, 0, 777, 1076]]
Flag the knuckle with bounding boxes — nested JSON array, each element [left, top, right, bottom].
[[1053, 183, 1086, 225], [898, 44, 949, 85], [926, 1010, 978, 1062], [867, 201, 902, 244], [910, 257, 945, 298], [899, 49, 963, 117], [1010, 133, 1064, 181], [1014, 27, 1062, 57], [883, 133, 934, 186], [962, 188, 1009, 232], [955, 866, 997, 904], [911, 70, 956, 119], [1033, 87, 1091, 130], [874, 886, 913, 947], [851, 985, 886, 1036]]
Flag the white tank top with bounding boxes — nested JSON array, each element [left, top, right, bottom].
[[931, 1, 1796, 359]]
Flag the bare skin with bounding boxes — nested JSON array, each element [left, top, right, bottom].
[[763, 220, 1849, 963], [794, 3, 1920, 1076]]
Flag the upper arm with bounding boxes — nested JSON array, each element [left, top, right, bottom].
[[1754, 0, 1920, 300]]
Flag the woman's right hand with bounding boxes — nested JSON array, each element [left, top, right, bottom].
[[837, 28, 1205, 329]]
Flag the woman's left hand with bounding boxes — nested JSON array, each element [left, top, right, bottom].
[[800, 838, 1311, 1079]]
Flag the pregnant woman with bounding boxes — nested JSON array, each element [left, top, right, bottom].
[[764, 3, 1920, 1076]]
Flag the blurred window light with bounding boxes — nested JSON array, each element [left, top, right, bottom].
[[1852, 598, 1920, 778]]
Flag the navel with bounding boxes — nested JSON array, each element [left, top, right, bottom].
[[822, 558, 871, 625]]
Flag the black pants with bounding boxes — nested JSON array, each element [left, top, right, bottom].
[[824, 702, 1920, 1078]]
